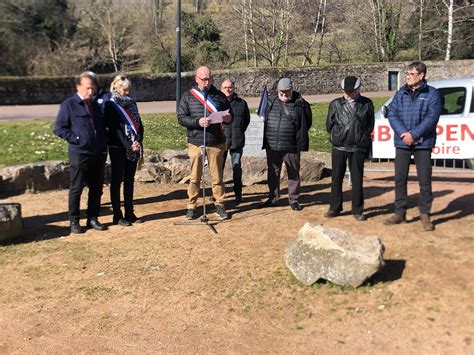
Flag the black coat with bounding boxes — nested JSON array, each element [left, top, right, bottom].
[[224, 94, 250, 149], [262, 91, 312, 151], [326, 95, 375, 152], [177, 85, 233, 146], [104, 100, 144, 149]]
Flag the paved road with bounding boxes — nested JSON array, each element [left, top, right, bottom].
[[0, 91, 394, 121]]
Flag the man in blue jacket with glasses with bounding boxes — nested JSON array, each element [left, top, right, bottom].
[[384, 62, 441, 231]]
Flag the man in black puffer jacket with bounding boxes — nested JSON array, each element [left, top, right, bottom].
[[260, 78, 312, 211], [325, 76, 375, 221], [177, 66, 233, 221], [220, 79, 251, 204]]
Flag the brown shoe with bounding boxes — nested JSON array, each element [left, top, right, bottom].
[[383, 214, 406, 225], [420, 213, 434, 231], [324, 210, 339, 218]]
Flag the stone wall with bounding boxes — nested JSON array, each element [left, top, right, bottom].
[[0, 60, 472, 105]]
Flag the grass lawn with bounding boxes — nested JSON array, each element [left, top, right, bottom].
[[0, 97, 388, 168]]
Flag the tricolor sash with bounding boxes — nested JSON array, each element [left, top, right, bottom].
[[189, 88, 219, 114], [109, 99, 140, 140]]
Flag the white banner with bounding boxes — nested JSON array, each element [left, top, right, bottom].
[[372, 117, 474, 159]]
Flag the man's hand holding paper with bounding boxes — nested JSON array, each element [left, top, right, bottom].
[[208, 109, 231, 124]]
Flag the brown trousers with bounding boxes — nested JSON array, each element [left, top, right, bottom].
[[187, 143, 226, 209]]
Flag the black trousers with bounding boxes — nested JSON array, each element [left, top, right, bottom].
[[329, 148, 366, 215], [109, 147, 138, 220], [68, 152, 106, 222], [266, 149, 300, 204], [394, 148, 433, 217]]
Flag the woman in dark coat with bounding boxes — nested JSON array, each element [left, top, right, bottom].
[[105, 75, 144, 226]]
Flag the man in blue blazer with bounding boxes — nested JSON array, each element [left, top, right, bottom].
[[384, 62, 441, 231], [54, 71, 108, 234]]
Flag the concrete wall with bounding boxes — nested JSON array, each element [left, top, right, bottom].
[[0, 60, 473, 105]]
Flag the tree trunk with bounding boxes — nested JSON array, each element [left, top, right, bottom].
[[316, 0, 327, 65], [302, 0, 323, 66], [418, 0, 424, 60], [444, 0, 453, 61], [248, 0, 258, 67]]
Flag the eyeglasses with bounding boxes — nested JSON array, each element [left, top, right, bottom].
[[405, 71, 420, 77], [197, 76, 212, 82]]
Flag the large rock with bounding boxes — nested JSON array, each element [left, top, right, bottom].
[[0, 161, 69, 196], [285, 223, 385, 287], [0, 203, 23, 243]]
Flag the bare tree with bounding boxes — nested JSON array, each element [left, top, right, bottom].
[[440, 0, 473, 60], [302, 0, 324, 66], [85, 0, 136, 72]]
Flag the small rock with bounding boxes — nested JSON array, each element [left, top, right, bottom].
[[0, 203, 23, 243]]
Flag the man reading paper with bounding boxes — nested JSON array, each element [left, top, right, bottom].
[[177, 66, 233, 220]]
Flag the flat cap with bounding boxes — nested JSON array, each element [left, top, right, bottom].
[[277, 78, 293, 91]]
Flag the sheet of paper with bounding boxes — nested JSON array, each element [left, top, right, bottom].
[[207, 109, 229, 124]]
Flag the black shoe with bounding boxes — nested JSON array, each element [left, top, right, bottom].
[[86, 218, 108, 231], [125, 213, 143, 224], [260, 198, 277, 208], [234, 197, 243, 205], [186, 209, 197, 220], [290, 202, 302, 211], [70, 221, 83, 234], [114, 218, 132, 226], [215, 205, 229, 220]]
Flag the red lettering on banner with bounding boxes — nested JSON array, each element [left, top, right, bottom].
[[461, 124, 474, 141], [436, 125, 443, 135], [432, 143, 461, 155], [378, 125, 392, 141], [446, 125, 457, 141]]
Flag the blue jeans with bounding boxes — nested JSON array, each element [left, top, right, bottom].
[[223, 148, 243, 199]]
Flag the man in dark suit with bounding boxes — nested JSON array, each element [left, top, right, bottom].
[[220, 79, 251, 204], [54, 71, 108, 234]]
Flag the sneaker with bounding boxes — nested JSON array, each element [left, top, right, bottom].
[[420, 213, 434, 231], [323, 210, 339, 218], [383, 214, 406, 225], [215, 205, 229, 220], [186, 209, 197, 220]]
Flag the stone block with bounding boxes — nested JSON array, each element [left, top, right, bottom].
[[285, 223, 385, 287], [0, 203, 23, 243]]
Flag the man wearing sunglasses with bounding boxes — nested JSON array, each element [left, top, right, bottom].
[[177, 66, 233, 221]]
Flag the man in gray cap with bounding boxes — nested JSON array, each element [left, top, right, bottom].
[[325, 76, 375, 221], [260, 77, 312, 211]]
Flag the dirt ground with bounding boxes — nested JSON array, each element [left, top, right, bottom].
[[0, 170, 473, 354]]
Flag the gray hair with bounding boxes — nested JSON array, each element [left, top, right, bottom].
[[75, 71, 98, 87]]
